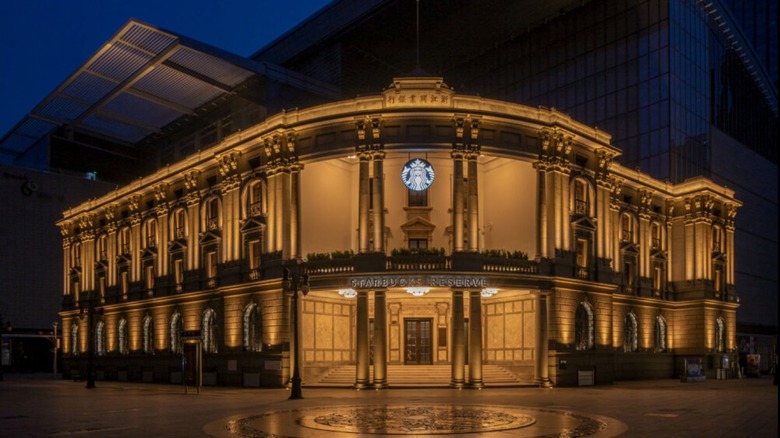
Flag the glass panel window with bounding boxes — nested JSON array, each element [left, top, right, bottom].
[[408, 238, 428, 249], [408, 188, 428, 207]]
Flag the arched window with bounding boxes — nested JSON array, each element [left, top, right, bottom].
[[650, 222, 662, 249], [205, 198, 220, 231], [71, 322, 80, 356], [620, 213, 633, 242], [144, 218, 157, 248], [655, 316, 667, 352], [243, 303, 263, 352], [118, 318, 129, 355], [575, 302, 594, 351], [95, 321, 106, 356], [573, 178, 590, 215], [715, 317, 726, 353], [202, 309, 218, 353], [143, 315, 154, 354], [170, 313, 183, 354], [623, 313, 638, 352], [72, 242, 82, 267], [712, 225, 723, 253], [119, 227, 131, 255], [97, 235, 108, 261], [248, 181, 264, 217], [172, 208, 187, 240]]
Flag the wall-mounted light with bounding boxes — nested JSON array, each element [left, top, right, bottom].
[[406, 287, 430, 297], [338, 288, 357, 298], [481, 288, 499, 298]]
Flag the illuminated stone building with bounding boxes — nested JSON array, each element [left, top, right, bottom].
[[58, 76, 740, 387]]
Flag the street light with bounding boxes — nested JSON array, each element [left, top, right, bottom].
[[282, 264, 309, 400], [78, 293, 103, 389]]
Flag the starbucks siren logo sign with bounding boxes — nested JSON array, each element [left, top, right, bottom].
[[401, 159, 435, 191]]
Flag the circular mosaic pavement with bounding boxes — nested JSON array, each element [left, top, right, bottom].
[[218, 404, 614, 437]]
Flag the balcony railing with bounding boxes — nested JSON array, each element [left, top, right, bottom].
[[207, 217, 219, 231], [651, 237, 661, 249], [576, 265, 590, 280], [574, 199, 589, 215], [482, 257, 538, 274], [387, 255, 451, 271], [621, 230, 632, 242], [174, 226, 186, 240], [249, 202, 263, 217]]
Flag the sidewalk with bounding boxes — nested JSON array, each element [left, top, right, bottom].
[[0, 374, 776, 437]]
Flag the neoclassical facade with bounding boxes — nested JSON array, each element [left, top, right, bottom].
[[59, 77, 740, 387]]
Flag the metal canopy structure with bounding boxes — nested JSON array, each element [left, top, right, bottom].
[[0, 19, 338, 164]]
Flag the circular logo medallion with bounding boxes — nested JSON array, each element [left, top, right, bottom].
[[401, 158, 435, 191]]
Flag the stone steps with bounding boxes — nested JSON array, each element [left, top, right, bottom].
[[309, 364, 532, 387]]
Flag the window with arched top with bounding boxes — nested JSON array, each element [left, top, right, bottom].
[[575, 302, 595, 351], [620, 213, 633, 242], [202, 309, 218, 353], [623, 313, 638, 352], [243, 303, 263, 352], [650, 222, 662, 250], [248, 181, 264, 217], [118, 318, 129, 355], [170, 313, 183, 354], [71, 322, 80, 356], [655, 316, 667, 352], [95, 321, 106, 356], [172, 208, 187, 240], [72, 242, 82, 267], [205, 198, 220, 231], [119, 227, 131, 255], [143, 316, 154, 354], [144, 218, 157, 248], [715, 317, 726, 353], [573, 178, 590, 215], [97, 235, 108, 261], [712, 225, 723, 253]]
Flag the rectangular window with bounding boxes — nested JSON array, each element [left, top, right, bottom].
[[207, 251, 218, 278], [146, 265, 155, 290], [248, 241, 261, 270], [576, 239, 588, 267], [653, 267, 662, 291], [408, 238, 428, 249], [174, 259, 184, 286], [121, 271, 129, 294], [408, 189, 428, 207]]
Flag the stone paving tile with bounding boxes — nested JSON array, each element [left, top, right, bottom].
[[0, 375, 776, 437]]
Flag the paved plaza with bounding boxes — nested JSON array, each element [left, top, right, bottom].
[[0, 374, 776, 437]]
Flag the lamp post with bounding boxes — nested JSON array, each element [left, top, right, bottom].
[[282, 264, 309, 400], [52, 322, 58, 376], [79, 293, 102, 389]]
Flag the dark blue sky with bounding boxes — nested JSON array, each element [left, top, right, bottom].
[[0, 0, 332, 137]]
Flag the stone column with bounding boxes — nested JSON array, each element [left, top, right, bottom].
[[372, 152, 385, 253], [358, 153, 371, 253], [265, 169, 276, 253], [452, 152, 465, 252], [291, 163, 303, 259], [355, 290, 370, 389], [467, 153, 479, 252], [468, 291, 484, 388], [534, 290, 552, 387], [450, 290, 466, 388], [281, 165, 292, 260], [373, 289, 388, 388]]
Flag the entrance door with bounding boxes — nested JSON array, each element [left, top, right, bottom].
[[404, 318, 433, 364]]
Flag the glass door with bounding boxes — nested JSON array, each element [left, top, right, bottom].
[[404, 318, 433, 364]]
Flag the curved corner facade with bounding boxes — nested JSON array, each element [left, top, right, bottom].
[[58, 77, 741, 387]]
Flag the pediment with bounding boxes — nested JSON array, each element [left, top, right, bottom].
[[169, 239, 187, 253], [200, 230, 222, 245], [401, 216, 436, 232], [240, 217, 267, 233], [140, 247, 158, 260], [620, 242, 640, 254], [713, 253, 727, 263], [571, 215, 597, 230]]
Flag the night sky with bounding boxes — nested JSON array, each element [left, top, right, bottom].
[[0, 0, 332, 137]]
